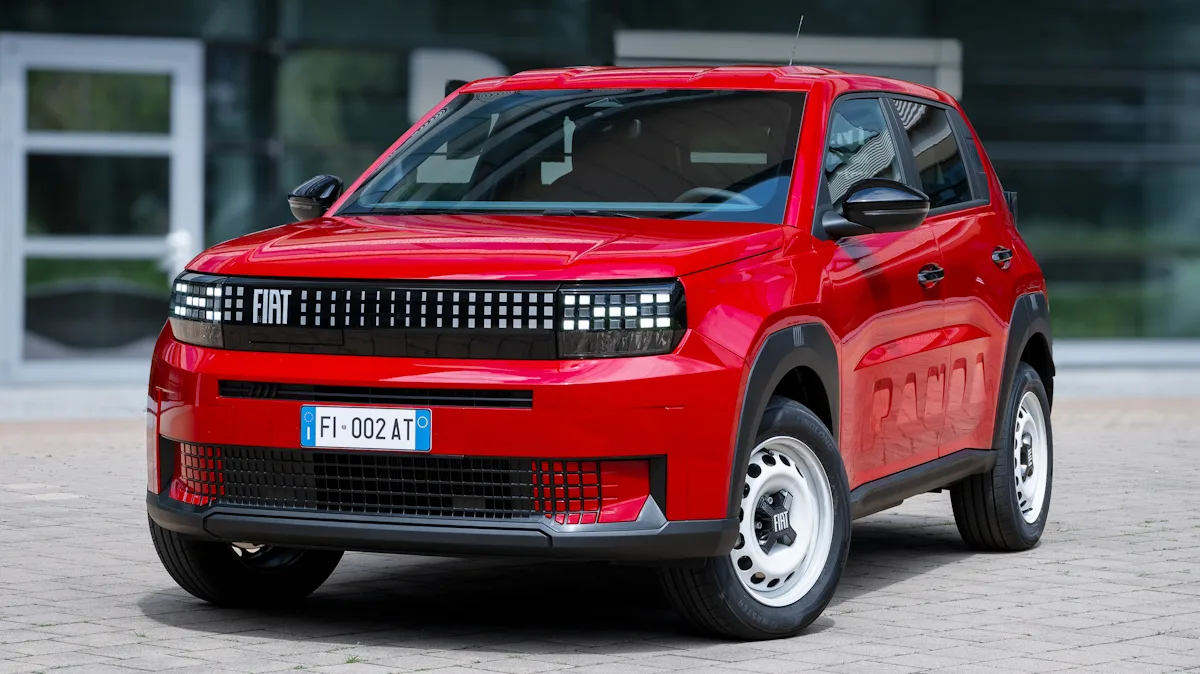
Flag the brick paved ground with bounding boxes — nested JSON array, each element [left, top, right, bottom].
[[1, 398, 1198, 673]]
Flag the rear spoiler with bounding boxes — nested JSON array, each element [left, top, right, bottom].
[[1003, 191, 1019, 228]]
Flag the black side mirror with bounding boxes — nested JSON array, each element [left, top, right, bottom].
[[445, 79, 468, 97], [822, 178, 930, 240], [287, 175, 343, 221]]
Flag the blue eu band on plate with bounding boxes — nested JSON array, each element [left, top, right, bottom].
[[300, 405, 432, 451]]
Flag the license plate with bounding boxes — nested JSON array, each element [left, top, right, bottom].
[[300, 405, 431, 451]]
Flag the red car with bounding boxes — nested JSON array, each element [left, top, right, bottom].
[[147, 66, 1054, 639]]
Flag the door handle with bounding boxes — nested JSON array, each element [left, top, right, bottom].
[[992, 246, 1014, 270], [917, 264, 945, 289]]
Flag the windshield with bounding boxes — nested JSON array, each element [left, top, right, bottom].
[[339, 88, 806, 224]]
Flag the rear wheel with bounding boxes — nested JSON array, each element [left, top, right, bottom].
[[149, 517, 342, 606], [951, 362, 1053, 550], [659, 396, 851, 639]]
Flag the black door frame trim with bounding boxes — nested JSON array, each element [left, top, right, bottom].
[[727, 323, 839, 518]]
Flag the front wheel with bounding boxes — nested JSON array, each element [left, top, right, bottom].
[[149, 517, 343, 606], [659, 396, 851, 640]]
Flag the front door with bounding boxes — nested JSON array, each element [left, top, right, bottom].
[[819, 96, 947, 488], [884, 97, 1005, 455], [0, 34, 203, 383]]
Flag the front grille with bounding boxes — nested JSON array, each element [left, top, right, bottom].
[[170, 443, 608, 521], [218, 381, 533, 409], [216, 278, 558, 359]]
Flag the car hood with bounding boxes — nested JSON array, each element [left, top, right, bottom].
[[188, 214, 782, 281]]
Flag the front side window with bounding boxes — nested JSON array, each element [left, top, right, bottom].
[[891, 100, 972, 209], [823, 97, 903, 203], [340, 89, 806, 224]]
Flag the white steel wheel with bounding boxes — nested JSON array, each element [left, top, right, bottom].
[[1013, 391, 1049, 524], [730, 435, 835, 607]]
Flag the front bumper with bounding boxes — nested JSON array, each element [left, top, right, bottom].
[[148, 491, 736, 560], [147, 325, 746, 558]]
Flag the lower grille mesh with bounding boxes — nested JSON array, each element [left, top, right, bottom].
[[170, 442, 603, 520]]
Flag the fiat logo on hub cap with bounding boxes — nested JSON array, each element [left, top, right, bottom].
[[772, 511, 790, 533]]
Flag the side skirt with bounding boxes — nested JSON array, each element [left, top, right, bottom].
[[849, 449, 997, 520]]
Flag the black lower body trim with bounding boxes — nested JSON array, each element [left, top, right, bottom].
[[147, 493, 737, 561], [849, 449, 997, 519]]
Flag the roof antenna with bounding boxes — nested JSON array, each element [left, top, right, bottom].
[[787, 14, 805, 66]]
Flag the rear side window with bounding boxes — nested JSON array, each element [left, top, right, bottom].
[[891, 99, 972, 209], [823, 97, 903, 203]]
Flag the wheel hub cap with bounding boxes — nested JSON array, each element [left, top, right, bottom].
[[756, 489, 796, 551], [1019, 432, 1035, 479], [730, 436, 835, 607]]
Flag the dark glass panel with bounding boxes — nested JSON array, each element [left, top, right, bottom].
[[279, 0, 434, 46], [27, 70, 170, 133], [0, 0, 265, 40], [206, 48, 274, 143], [276, 50, 409, 147], [997, 163, 1200, 337], [26, 155, 170, 236], [24, 258, 168, 359], [206, 152, 276, 245]]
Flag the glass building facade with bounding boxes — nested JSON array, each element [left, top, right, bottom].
[[1, 0, 1198, 382]]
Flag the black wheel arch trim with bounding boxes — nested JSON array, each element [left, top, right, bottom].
[[993, 292, 1054, 451], [727, 323, 839, 519]]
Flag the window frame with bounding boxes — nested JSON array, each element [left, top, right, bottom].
[[882, 93, 989, 216], [810, 92, 911, 240]]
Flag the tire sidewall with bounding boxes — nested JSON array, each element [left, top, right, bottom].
[[149, 517, 342, 606], [999, 363, 1054, 545], [713, 397, 851, 637]]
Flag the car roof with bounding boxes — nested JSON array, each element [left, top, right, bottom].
[[461, 65, 956, 104]]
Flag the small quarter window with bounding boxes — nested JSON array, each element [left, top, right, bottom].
[[891, 100, 972, 209]]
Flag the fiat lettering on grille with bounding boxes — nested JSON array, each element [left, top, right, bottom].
[[252, 289, 291, 324]]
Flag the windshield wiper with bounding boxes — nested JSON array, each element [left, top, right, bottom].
[[541, 208, 640, 219], [353, 206, 645, 218], [357, 206, 460, 215]]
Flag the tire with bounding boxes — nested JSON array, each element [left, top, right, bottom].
[[659, 396, 851, 640], [951, 362, 1053, 551], [148, 517, 343, 606]]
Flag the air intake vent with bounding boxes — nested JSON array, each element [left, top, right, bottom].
[[166, 443, 651, 523], [219, 381, 532, 409]]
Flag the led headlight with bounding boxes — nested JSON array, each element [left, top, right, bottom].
[[557, 281, 686, 358], [168, 273, 225, 348]]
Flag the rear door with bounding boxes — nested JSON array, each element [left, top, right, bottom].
[[819, 95, 947, 488], [886, 97, 1008, 455]]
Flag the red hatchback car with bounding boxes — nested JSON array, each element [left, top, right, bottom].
[[147, 66, 1054, 639]]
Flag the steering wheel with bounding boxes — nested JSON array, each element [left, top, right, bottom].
[[673, 186, 758, 207]]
